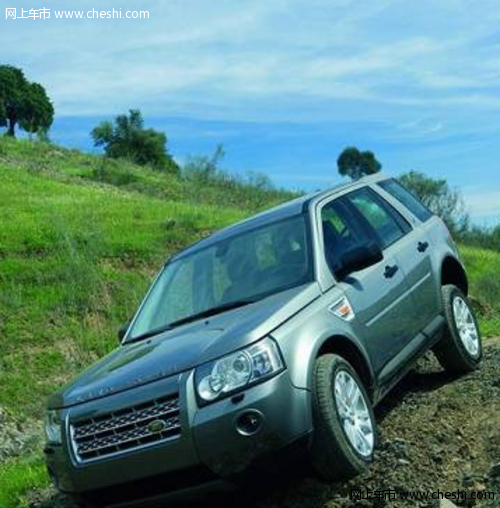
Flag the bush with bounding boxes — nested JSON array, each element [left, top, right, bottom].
[[399, 171, 469, 234], [181, 145, 298, 210], [91, 109, 178, 173], [459, 224, 500, 251]]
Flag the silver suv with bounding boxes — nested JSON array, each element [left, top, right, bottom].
[[44, 174, 482, 507]]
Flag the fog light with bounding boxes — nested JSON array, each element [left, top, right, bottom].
[[236, 410, 263, 436]]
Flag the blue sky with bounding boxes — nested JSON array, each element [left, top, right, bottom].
[[2, 0, 500, 224]]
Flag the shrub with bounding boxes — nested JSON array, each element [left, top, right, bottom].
[[399, 171, 469, 235], [91, 109, 178, 173]]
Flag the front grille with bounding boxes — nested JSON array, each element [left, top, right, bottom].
[[70, 395, 181, 463]]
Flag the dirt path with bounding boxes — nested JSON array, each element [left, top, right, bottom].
[[31, 340, 500, 508], [247, 339, 500, 508]]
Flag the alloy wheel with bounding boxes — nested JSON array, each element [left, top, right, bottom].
[[453, 296, 480, 358], [334, 370, 374, 457]]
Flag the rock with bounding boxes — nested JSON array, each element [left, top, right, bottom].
[[386, 438, 410, 459], [0, 411, 43, 461], [440, 500, 459, 508], [461, 475, 474, 488], [431, 451, 443, 464], [488, 463, 500, 479]]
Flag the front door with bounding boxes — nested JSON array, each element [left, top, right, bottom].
[[321, 188, 416, 376]]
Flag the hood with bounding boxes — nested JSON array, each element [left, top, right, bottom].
[[48, 282, 321, 408]]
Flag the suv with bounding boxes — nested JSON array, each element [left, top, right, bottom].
[[44, 174, 482, 507]]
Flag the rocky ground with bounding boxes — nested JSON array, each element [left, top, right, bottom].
[[21, 340, 500, 508], [0, 408, 41, 464]]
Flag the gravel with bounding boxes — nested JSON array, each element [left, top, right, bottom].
[[28, 340, 500, 508]]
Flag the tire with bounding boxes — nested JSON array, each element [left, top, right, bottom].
[[310, 354, 377, 481], [433, 285, 482, 374]]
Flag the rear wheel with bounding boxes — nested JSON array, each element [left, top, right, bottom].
[[310, 354, 376, 481], [433, 285, 482, 374]]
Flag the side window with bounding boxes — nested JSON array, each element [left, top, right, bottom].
[[321, 199, 373, 273], [344, 188, 411, 249], [378, 179, 433, 222]]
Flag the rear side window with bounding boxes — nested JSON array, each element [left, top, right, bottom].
[[343, 187, 411, 250], [378, 179, 433, 222]]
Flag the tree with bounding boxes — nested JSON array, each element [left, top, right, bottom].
[[0, 65, 54, 138], [399, 171, 469, 233], [91, 109, 178, 173], [182, 144, 225, 182], [337, 147, 382, 180], [20, 83, 55, 137]]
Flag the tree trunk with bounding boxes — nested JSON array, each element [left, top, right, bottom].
[[6, 117, 16, 137]]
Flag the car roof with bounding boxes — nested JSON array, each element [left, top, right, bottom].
[[171, 172, 389, 261]]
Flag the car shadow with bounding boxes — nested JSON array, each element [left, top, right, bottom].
[[172, 469, 319, 508], [375, 358, 463, 423]]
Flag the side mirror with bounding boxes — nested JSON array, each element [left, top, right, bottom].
[[337, 241, 383, 279], [118, 322, 130, 343]]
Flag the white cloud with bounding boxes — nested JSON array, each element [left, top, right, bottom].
[[464, 189, 500, 219], [4, 0, 500, 126]]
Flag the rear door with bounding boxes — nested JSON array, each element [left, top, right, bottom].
[[321, 190, 416, 376], [375, 180, 441, 333]]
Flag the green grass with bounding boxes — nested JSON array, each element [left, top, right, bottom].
[[0, 137, 499, 504], [0, 459, 49, 508], [0, 138, 263, 505], [0, 136, 297, 211], [459, 244, 500, 337], [0, 155, 247, 416]]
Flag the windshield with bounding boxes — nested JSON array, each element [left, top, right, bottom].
[[127, 215, 313, 341]]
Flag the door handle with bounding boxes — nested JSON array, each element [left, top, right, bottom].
[[418, 241, 429, 253], [384, 264, 399, 278]]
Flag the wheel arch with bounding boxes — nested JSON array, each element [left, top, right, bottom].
[[314, 335, 376, 402], [440, 255, 469, 295]]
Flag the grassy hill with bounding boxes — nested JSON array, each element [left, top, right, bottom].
[[0, 138, 499, 507]]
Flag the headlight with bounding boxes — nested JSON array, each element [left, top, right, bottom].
[[44, 411, 62, 444], [195, 337, 285, 405]]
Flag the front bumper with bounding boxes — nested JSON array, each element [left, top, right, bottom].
[[45, 368, 312, 504]]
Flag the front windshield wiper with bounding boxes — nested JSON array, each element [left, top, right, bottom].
[[127, 323, 175, 344], [167, 298, 257, 328], [127, 298, 256, 344]]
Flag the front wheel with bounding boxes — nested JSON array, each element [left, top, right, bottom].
[[433, 285, 482, 374], [310, 354, 377, 481]]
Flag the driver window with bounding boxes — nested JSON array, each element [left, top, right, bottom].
[[321, 199, 371, 273]]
